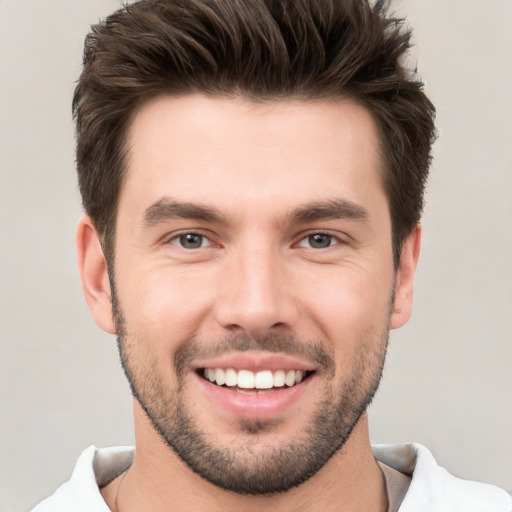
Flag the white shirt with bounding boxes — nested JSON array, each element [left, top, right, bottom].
[[31, 444, 512, 512]]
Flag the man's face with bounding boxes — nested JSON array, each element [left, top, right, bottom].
[[98, 95, 414, 493]]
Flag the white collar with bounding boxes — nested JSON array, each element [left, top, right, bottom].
[[33, 443, 512, 512]]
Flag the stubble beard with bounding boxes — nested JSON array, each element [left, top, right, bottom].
[[111, 286, 390, 495]]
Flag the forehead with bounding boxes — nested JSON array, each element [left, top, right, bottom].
[[121, 94, 386, 220]]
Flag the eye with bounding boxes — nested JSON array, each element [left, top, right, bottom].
[[298, 233, 338, 249], [170, 232, 211, 249]]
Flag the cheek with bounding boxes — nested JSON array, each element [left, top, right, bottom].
[[299, 265, 393, 360], [303, 265, 392, 324], [118, 265, 215, 348]]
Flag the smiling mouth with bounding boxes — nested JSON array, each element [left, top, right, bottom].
[[198, 368, 315, 394]]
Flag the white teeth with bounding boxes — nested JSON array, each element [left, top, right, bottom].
[[215, 368, 226, 386], [237, 370, 255, 389], [203, 368, 309, 389], [285, 370, 296, 387], [273, 370, 285, 387], [254, 370, 273, 389], [225, 368, 238, 386]]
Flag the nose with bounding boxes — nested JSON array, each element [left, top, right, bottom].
[[214, 241, 298, 338]]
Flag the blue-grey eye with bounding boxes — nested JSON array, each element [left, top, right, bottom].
[[178, 233, 204, 249], [307, 233, 333, 248]]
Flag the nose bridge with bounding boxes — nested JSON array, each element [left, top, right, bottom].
[[215, 234, 295, 336]]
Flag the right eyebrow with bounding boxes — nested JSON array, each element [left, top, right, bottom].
[[141, 198, 228, 226]]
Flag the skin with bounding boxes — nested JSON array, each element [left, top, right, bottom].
[[77, 94, 421, 512]]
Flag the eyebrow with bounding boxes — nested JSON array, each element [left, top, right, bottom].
[[141, 197, 369, 228], [142, 198, 227, 226], [287, 199, 369, 225]]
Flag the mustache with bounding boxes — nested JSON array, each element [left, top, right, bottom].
[[174, 333, 335, 376]]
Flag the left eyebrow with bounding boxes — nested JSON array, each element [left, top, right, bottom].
[[141, 198, 228, 226], [287, 198, 369, 225]]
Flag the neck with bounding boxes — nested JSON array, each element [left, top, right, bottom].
[[102, 403, 387, 512]]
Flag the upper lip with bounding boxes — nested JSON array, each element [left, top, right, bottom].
[[192, 351, 317, 373]]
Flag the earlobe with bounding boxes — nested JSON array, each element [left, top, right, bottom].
[[76, 216, 116, 334], [389, 224, 422, 330]]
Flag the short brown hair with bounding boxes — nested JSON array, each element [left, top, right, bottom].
[[73, 0, 436, 266]]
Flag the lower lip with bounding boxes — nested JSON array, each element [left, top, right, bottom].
[[193, 372, 314, 420]]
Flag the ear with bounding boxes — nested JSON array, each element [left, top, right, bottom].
[[76, 216, 116, 334], [389, 224, 422, 330]]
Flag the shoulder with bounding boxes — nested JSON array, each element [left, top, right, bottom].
[[373, 443, 512, 512], [30, 445, 134, 512]]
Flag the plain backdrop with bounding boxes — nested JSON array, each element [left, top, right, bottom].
[[0, 1, 511, 510]]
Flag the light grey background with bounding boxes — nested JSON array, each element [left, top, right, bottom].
[[0, 1, 510, 510]]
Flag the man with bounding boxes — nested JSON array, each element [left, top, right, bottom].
[[32, 0, 511, 511]]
